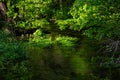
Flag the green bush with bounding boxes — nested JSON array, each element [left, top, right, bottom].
[[55, 36, 77, 47], [29, 29, 53, 47], [0, 31, 32, 80]]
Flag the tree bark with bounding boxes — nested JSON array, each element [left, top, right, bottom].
[[0, 2, 7, 20], [59, 0, 62, 10]]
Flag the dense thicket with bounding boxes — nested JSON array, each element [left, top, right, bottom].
[[0, 0, 120, 80]]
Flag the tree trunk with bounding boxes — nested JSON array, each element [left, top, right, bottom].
[[0, 2, 7, 20], [59, 0, 62, 10]]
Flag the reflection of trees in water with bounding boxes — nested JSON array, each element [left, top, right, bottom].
[[26, 36, 120, 80], [27, 39, 95, 80]]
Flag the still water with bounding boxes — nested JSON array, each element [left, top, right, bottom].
[[28, 43, 99, 80]]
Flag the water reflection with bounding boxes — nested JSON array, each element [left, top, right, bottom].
[[28, 43, 95, 80]]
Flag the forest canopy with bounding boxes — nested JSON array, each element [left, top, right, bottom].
[[0, 0, 119, 40]]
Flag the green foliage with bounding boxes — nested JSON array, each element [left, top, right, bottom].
[[54, 0, 120, 40], [6, 0, 51, 29], [29, 29, 77, 47], [5, 0, 75, 30], [0, 31, 32, 80], [0, 0, 120, 80], [68, 0, 120, 39], [29, 29, 53, 47], [0, 31, 8, 42], [4, 0, 120, 40], [55, 36, 77, 47], [56, 19, 75, 30]]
